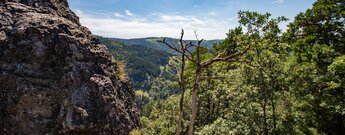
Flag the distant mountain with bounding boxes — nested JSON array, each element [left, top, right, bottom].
[[97, 36, 223, 90], [96, 36, 173, 90], [110, 37, 223, 53]]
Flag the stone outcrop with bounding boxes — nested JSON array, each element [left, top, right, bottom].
[[0, 0, 139, 134]]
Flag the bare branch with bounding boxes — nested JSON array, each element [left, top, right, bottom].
[[186, 48, 194, 58], [194, 29, 199, 41], [227, 59, 257, 67], [158, 31, 196, 63], [179, 29, 185, 50], [158, 39, 183, 54], [201, 45, 251, 68], [186, 41, 193, 48], [198, 39, 204, 47], [213, 49, 229, 59]]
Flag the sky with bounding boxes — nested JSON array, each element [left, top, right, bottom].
[[68, 0, 316, 40]]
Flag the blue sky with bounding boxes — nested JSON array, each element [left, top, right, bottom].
[[68, 0, 316, 39]]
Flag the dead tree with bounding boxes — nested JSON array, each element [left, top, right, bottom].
[[159, 30, 190, 135], [159, 29, 250, 135]]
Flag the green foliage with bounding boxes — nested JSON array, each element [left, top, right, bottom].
[[195, 65, 262, 134], [328, 55, 345, 89], [116, 61, 127, 81], [140, 57, 180, 100], [283, 0, 345, 134], [196, 118, 234, 135], [143, 75, 178, 100], [140, 93, 191, 135], [135, 90, 152, 111], [129, 129, 142, 135]]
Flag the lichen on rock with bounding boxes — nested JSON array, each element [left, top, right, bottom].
[[0, 0, 139, 134]]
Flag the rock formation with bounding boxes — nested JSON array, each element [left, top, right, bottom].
[[0, 0, 139, 134]]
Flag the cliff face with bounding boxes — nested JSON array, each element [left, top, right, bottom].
[[0, 0, 139, 134]]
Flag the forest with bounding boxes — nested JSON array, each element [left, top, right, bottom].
[[125, 0, 344, 134]]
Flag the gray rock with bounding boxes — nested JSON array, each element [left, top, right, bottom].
[[0, 0, 139, 134]]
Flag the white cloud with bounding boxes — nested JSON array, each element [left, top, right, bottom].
[[73, 9, 233, 39], [209, 12, 216, 16], [273, 0, 284, 4], [125, 10, 134, 16], [160, 15, 190, 22], [114, 12, 123, 17], [193, 5, 199, 8]]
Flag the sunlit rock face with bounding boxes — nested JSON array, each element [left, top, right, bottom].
[[0, 0, 139, 134]]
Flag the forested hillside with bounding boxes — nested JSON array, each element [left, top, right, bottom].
[[111, 37, 222, 53], [97, 36, 173, 90], [130, 0, 345, 134]]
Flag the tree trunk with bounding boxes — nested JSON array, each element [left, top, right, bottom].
[[271, 91, 277, 130], [175, 54, 186, 135], [263, 92, 268, 135], [175, 89, 185, 135], [188, 68, 201, 135], [261, 71, 268, 135]]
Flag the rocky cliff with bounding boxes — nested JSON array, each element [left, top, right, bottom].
[[0, 0, 139, 134]]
